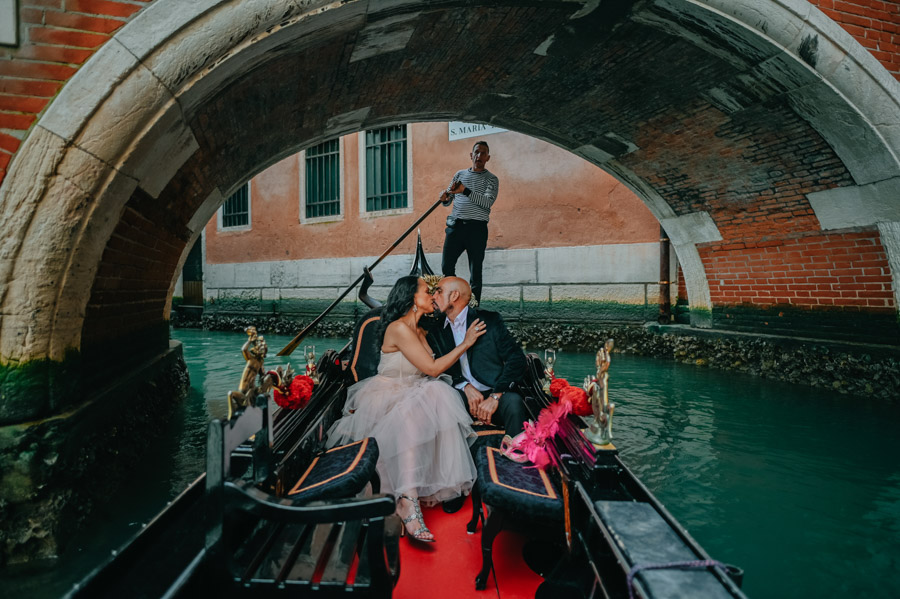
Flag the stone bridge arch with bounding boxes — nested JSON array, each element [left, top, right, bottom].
[[1, 0, 899, 424], [3, 0, 900, 565]]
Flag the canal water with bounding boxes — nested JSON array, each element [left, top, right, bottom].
[[4, 328, 899, 598]]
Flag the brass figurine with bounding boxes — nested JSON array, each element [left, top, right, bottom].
[[542, 349, 557, 394], [304, 345, 319, 384], [584, 339, 615, 447], [227, 326, 270, 419]]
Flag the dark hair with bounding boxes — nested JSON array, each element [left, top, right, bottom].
[[378, 275, 420, 343], [472, 140, 489, 152]]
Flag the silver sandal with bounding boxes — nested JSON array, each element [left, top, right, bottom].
[[398, 494, 435, 543]]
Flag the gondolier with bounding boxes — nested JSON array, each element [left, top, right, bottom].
[[440, 140, 499, 305]]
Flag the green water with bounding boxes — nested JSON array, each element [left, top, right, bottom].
[[547, 349, 900, 598], [4, 329, 900, 598]]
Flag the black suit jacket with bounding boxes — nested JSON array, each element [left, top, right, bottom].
[[427, 308, 526, 393]]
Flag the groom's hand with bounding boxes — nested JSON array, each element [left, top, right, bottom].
[[477, 393, 500, 424], [464, 384, 483, 417]]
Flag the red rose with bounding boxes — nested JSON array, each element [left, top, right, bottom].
[[560, 386, 592, 417], [549, 378, 569, 398]]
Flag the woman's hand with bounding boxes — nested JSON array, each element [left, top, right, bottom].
[[464, 319, 487, 348]]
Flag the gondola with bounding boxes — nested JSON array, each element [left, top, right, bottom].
[[65, 237, 747, 599]]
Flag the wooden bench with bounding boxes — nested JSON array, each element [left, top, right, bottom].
[[201, 393, 401, 596]]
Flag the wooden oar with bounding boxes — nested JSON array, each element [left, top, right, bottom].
[[277, 197, 445, 356]]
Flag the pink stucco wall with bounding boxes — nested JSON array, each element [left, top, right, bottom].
[[204, 122, 661, 264]]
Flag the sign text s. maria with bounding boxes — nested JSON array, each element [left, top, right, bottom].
[[448, 122, 507, 142]]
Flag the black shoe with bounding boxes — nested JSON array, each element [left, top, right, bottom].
[[442, 496, 465, 514]]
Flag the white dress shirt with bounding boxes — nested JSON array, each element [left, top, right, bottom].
[[446, 306, 490, 392]]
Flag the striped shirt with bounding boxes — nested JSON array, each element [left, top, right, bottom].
[[448, 168, 499, 222]]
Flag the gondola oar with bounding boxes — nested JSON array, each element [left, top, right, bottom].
[[277, 196, 446, 356]]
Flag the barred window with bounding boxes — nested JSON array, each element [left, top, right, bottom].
[[304, 139, 341, 219], [365, 125, 408, 212], [221, 183, 250, 228]]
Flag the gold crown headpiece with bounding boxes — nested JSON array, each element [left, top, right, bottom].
[[422, 274, 443, 293]]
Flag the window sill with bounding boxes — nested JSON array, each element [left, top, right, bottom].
[[360, 206, 414, 219], [301, 214, 344, 225]]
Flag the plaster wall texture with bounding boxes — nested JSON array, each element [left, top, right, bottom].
[[204, 123, 662, 265]]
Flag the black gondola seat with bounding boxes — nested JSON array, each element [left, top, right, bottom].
[[467, 447, 564, 590], [286, 437, 380, 501], [466, 353, 569, 590], [347, 307, 383, 383], [204, 399, 401, 597], [232, 349, 382, 502]]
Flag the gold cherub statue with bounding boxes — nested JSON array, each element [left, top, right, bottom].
[[227, 326, 270, 419], [583, 339, 615, 447]]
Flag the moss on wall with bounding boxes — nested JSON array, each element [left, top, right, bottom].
[[0, 343, 190, 565], [0, 351, 83, 425], [711, 303, 900, 344]]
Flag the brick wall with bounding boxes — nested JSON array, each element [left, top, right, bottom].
[[810, 0, 900, 78], [0, 0, 150, 183], [702, 228, 895, 314], [632, 101, 854, 241], [83, 186, 188, 347]]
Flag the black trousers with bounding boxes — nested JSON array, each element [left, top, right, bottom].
[[454, 387, 528, 438], [442, 220, 488, 303]]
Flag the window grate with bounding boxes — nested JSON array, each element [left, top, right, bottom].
[[305, 139, 341, 219], [365, 125, 408, 212], [222, 183, 249, 228]]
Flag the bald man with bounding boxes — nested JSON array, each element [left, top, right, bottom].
[[429, 277, 528, 437]]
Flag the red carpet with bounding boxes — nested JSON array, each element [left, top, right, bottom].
[[393, 496, 544, 599]]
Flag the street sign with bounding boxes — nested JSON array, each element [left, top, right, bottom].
[[448, 121, 506, 141]]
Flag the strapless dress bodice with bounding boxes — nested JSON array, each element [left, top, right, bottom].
[[377, 350, 423, 379]]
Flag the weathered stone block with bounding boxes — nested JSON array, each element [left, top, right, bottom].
[[234, 262, 271, 288], [480, 285, 521, 302], [523, 285, 550, 302], [481, 249, 536, 284], [205, 263, 236, 288], [297, 257, 354, 287], [270, 260, 300, 288], [537, 244, 657, 284], [553, 284, 647, 304]]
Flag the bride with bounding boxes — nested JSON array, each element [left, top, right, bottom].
[[328, 275, 486, 542]]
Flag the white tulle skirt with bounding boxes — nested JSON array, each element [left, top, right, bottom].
[[327, 371, 476, 505]]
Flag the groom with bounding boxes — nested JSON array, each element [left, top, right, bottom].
[[429, 277, 528, 439]]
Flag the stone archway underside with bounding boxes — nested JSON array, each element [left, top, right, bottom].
[[2, 0, 900, 421]]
